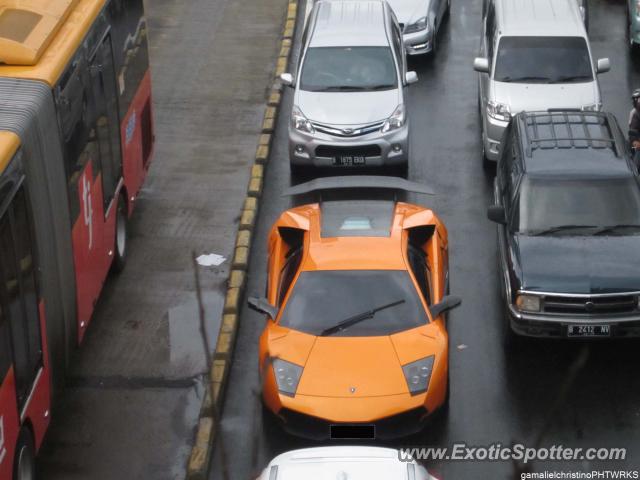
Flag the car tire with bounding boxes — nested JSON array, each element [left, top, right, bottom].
[[111, 193, 128, 274], [13, 428, 36, 480]]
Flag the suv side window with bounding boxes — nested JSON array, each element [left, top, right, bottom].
[[278, 248, 303, 306], [408, 245, 432, 306]]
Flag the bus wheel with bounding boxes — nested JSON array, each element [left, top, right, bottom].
[[13, 428, 36, 480], [112, 194, 128, 273]]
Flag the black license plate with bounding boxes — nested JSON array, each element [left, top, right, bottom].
[[567, 324, 611, 337], [333, 155, 366, 166], [330, 424, 375, 439]]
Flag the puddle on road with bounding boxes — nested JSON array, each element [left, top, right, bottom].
[[167, 291, 223, 375]]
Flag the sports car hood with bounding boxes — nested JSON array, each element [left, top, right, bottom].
[[492, 81, 599, 113], [295, 89, 400, 125], [513, 234, 640, 294], [384, 0, 427, 25]]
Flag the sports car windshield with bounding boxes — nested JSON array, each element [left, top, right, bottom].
[[494, 37, 593, 84], [278, 270, 428, 336], [515, 176, 640, 234], [300, 47, 398, 92]]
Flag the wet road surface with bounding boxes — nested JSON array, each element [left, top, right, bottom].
[[212, 1, 640, 478]]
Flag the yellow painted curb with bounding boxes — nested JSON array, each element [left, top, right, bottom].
[[240, 208, 256, 230], [232, 246, 249, 269], [236, 230, 251, 248], [228, 269, 246, 289], [186, 417, 215, 480], [256, 145, 269, 164], [248, 176, 263, 197], [268, 91, 281, 106]]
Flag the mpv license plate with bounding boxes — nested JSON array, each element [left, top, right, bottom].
[[567, 324, 611, 337], [333, 155, 366, 166]]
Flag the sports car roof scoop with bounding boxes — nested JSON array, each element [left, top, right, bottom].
[[282, 176, 435, 197]]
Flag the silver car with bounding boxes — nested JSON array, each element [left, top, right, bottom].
[[281, 0, 418, 173], [474, 0, 608, 165], [386, 0, 450, 56]]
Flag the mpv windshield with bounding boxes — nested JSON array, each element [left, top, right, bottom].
[[279, 270, 428, 336], [515, 176, 640, 234], [300, 47, 398, 92], [494, 37, 593, 84]]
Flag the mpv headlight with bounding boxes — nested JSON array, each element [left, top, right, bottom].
[[272, 358, 303, 397], [515, 294, 542, 313], [291, 105, 315, 134], [382, 104, 406, 133], [404, 16, 428, 34], [487, 101, 511, 122], [402, 355, 434, 395], [581, 103, 602, 112]]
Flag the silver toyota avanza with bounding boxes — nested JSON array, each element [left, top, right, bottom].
[[474, 0, 610, 165], [281, 0, 418, 173]]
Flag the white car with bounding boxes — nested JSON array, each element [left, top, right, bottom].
[[257, 446, 438, 480]]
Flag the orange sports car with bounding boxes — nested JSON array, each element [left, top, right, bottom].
[[248, 176, 461, 440]]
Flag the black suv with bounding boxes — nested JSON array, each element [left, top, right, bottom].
[[487, 111, 640, 339]]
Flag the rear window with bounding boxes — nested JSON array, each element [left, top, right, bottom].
[[279, 270, 428, 336], [494, 36, 593, 84], [300, 47, 398, 92]]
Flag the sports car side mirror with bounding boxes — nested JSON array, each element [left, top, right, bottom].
[[487, 205, 507, 225], [247, 296, 278, 319], [430, 295, 462, 318]]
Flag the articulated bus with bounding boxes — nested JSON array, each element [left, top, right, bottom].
[[0, 0, 154, 477]]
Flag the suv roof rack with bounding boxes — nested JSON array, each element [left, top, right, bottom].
[[520, 111, 620, 158]]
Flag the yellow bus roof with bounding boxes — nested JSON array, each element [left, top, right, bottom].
[[0, 0, 105, 85], [0, 131, 21, 176]]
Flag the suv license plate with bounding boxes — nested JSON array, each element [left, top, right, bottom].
[[567, 324, 611, 337], [333, 155, 366, 166]]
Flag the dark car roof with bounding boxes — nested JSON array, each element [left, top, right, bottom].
[[515, 111, 632, 177]]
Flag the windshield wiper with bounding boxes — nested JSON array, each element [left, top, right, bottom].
[[593, 224, 640, 235], [364, 84, 396, 90], [320, 85, 368, 91], [527, 225, 599, 236], [499, 75, 551, 83], [319, 299, 406, 337], [550, 74, 592, 83]]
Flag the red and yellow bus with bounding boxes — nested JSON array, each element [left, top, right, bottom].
[[0, 0, 154, 477]]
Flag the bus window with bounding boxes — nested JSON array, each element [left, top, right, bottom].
[[89, 34, 122, 211], [0, 189, 42, 409], [12, 189, 42, 374]]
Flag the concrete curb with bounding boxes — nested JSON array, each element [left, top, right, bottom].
[[184, 1, 297, 478]]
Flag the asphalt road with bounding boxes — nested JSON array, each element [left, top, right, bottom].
[[212, 0, 640, 478]]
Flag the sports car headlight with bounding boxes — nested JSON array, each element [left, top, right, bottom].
[[402, 355, 434, 395], [581, 103, 602, 112], [291, 105, 315, 134], [404, 16, 428, 34], [515, 294, 541, 312], [381, 104, 406, 133], [487, 101, 511, 122], [272, 358, 303, 397]]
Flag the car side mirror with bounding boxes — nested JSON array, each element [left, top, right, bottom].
[[596, 58, 610, 74], [473, 57, 490, 73], [430, 295, 462, 319], [487, 205, 507, 224], [280, 73, 294, 87], [405, 71, 418, 85], [247, 295, 278, 319]]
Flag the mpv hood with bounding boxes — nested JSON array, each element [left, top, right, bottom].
[[296, 89, 400, 125], [492, 81, 599, 113], [385, 0, 427, 25], [513, 234, 640, 294]]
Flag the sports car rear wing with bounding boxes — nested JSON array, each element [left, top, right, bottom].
[[282, 176, 435, 196]]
